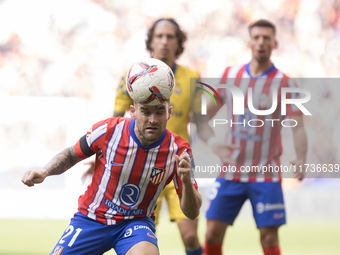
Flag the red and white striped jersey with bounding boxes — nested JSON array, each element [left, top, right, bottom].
[[74, 117, 197, 225], [217, 63, 302, 182]]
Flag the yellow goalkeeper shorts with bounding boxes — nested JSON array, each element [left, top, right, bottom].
[[153, 181, 187, 225]]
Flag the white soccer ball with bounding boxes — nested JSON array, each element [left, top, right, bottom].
[[126, 58, 175, 106]]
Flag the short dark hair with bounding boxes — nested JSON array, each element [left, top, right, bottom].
[[248, 19, 276, 35], [133, 99, 170, 107], [146, 18, 187, 58]]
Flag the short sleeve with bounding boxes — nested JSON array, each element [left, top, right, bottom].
[[114, 73, 133, 113], [190, 71, 203, 114], [74, 119, 109, 159]]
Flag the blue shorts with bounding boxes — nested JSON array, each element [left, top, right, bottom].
[[50, 212, 158, 255], [206, 178, 286, 228]]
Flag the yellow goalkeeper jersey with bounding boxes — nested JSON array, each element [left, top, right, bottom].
[[114, 63, 201, 143]]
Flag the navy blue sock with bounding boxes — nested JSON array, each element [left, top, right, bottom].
[[186, 246, 203, 255]]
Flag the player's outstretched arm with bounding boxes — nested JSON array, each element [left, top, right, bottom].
[[206, 98, 223, 120], [176, 152, 202, 220], [193, 113, 214, 142], [290, 115, 307, 181], [22, 146, 83, 187], [193, 112, 239, 165]]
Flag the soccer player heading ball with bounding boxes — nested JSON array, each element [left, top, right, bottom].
[[126, 58, 175, 106], [111, 18, 211, 255], [21, 59, 201, 255]]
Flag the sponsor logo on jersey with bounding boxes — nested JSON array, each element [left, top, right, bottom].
[[274, 213, 285, 220], [171, 111, 183, 117], [257, 202, 265, 214], [150, 167, 166, 185], [52, 245, 64, 255], [104, 199, 144, 216], [124, 228, 133, 237], [110, 161, 124, 166], [147, 232, 156, 239], [119, 183, 141, 207], [134, 225, 153, 231], [256, 202, 285, 214], [232, 130, 261, 141]]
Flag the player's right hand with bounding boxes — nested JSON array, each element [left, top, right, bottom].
[[21, 169, 48, 187], [290, 159, 305, 181], [175, 152, 192, 185], [212, 143, 239, 165]]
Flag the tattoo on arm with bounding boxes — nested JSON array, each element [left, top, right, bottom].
[[44, 146, 83, 176]]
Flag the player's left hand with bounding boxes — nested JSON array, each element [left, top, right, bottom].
[[175, 152, 191, 185], [290, 159, 305, 181]]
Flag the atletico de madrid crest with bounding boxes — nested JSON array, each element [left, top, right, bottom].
[[150, 167, 166, 185], [52, 245, 63, 255]]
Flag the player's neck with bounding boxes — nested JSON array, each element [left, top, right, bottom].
[[249, 59, 272, 77]]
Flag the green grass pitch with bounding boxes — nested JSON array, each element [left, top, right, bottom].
[[0, 217, 339, 255]]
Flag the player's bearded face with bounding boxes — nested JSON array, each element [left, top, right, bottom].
[[249, 27, 278, 63], [131, 102, 172, 146]]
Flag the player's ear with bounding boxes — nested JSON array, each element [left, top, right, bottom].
[[130, 104, 137, 119], [167, 103, 172, 120], [274, 38, 278, 50]]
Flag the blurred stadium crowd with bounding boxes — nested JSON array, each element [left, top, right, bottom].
[[0, 0, 340, 98], [1, 0, 340, 177]]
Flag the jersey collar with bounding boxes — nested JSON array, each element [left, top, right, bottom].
[[129, 119, 167, 150], [172, 63, 177, 75], [245, 62, 276, 79]]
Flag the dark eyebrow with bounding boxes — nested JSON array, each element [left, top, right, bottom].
[[155, 105, 166, 110]]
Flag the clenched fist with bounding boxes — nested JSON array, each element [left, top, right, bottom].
[[21, 169, 48, 187], [175, 151, 192, 185]]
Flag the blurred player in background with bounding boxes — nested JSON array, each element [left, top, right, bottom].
[[115, 18, 207, 255], [22, 97, 202, 255], [82, 18, 208, 255], [203, 20, 308, 255]]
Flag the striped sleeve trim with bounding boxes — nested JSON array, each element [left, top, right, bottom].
[[87, 123, 107, 147]]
